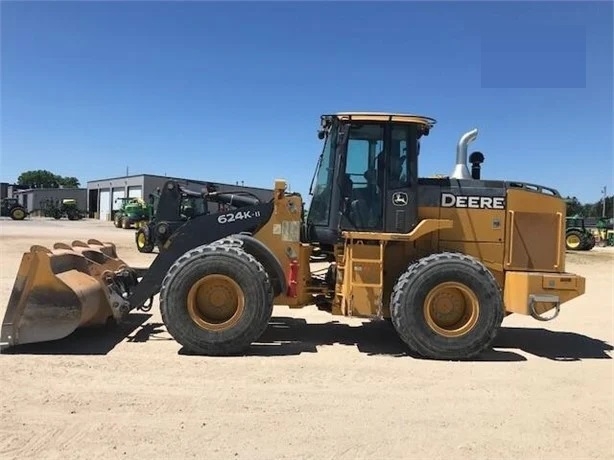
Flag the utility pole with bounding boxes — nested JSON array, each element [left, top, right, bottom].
[[601, 185, 607, 218]]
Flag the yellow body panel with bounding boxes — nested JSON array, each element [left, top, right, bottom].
[[503, 189, 566, 272], [504, 271, 585, 317], [252, 181, 313, 307]]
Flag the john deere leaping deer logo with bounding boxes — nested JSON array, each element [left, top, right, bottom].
[[392, 192, 408, 206]]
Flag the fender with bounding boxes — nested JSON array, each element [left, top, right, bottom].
[[227, 233, 288, 297]]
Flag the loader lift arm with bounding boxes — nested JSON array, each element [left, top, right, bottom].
[[122, 179, 278, 310], [127, 200, 275, 310]]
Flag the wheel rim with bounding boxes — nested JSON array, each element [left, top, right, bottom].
[[137, 232, 146, 248], [566, 234, 581, 249], [187, 274, 245, 331], [424, 281, 479, 338], [13, 209, 25, 219]]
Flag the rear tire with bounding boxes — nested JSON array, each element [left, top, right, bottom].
[[160, 243, 273, 356], [9, 207, 26, 220], [390, 252, 504, 360], [581, 233, 595, 251], [565, 230, 584, 250]]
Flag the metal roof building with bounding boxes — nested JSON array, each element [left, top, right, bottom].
[[14, 187, 87, 215], [86, 173, 274, 220]]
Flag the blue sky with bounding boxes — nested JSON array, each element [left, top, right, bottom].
[[1, 0, 612, 204]]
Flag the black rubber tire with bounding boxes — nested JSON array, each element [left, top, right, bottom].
[[122, 217, 131, 229], [135, 227, 154, 253], [390, 252, 505, 360], [114, 214, 122, 228], [159, 243, 273, 356], [9, 207, 26, 220], [210, 235, 281, 301], [565, 229, 584, 251], [581, 233, 595, 251]]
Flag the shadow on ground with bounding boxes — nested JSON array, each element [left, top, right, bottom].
[[3, 314, 612, 362], [180, 316, 612, 362], [1, 313, 152, 355]]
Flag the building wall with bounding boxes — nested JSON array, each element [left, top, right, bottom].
[[16, 188, 87, 214], [1, 183, 29, 199], [86, 175, 146, 220]]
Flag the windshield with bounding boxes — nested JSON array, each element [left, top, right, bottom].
[[306, 123, 337, 227], [181, 196, 208, 219]]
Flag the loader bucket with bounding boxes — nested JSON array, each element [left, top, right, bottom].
[[1, 239, 132, 351]]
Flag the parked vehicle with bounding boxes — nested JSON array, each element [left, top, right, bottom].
[[0, 198, 27, 220]]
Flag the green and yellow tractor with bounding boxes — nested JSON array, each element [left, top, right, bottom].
[[0, 198, 28, 220], [40, 198, 84, 220], [113, 197, 151, 229], [565, 216, 595, 251]]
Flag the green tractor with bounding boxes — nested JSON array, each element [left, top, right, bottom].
[[0, 197, 28, 220], [113, 197, 151, 230], [40, 198, 84, 220], [565, 216, 595, 251], [595, 217, 614, 247]]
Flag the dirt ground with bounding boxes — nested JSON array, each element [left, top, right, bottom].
[[0, 217, 612, 460]]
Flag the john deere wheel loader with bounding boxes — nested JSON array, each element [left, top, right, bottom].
[[0, 112, 586, 360]]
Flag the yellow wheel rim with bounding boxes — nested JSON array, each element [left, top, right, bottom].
[[13, 209, 25, 219], [424, 281, 479, 338], [566, 234, 581, 249], [187, 274, 245, 332], [137, 232, 146, 248]]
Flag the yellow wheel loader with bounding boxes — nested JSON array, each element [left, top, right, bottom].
[[0, 112, 586, 360]]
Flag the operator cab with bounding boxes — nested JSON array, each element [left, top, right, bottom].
[[305, 112, 435, 247]]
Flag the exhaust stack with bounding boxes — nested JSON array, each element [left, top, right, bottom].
[[450, 128, 478, 179]]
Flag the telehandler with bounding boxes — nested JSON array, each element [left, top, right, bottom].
[[0, 112, 586, 360]]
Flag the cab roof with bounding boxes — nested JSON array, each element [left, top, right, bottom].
[[328, 112, 437, 128]]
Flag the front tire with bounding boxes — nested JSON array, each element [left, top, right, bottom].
[[390, 252, 504, 360], [160, 243, 273, 356], [135, 227, 154, 253]]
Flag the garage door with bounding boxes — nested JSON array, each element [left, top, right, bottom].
[[112, 188, 125, 211], [99, 189, 111, 221], [128, 186, 142, 199]]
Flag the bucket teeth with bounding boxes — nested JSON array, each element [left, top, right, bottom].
[[29, 245, 53, 254], [1, 239, 134, 351]]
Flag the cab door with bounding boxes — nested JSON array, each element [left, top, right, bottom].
[[383, 124, 420, 234]]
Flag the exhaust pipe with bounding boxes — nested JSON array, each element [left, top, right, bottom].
[[450, 128, 478, 179]]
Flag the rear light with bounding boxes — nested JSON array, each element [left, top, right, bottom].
[[287, 259, 299, 297]]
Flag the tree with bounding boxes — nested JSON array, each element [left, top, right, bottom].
[[565, 194, 614, 219], [565, 196, 583, 216], [58, 176, 80, 188], [16, 170, 81, 188]]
